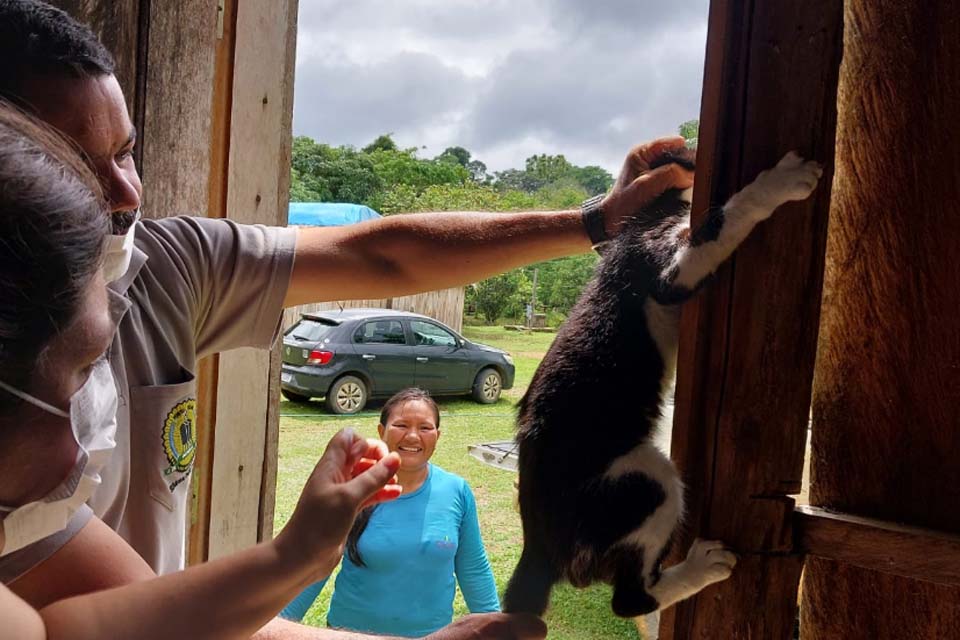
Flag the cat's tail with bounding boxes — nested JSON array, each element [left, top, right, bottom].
[[502, 543, 556, 616]]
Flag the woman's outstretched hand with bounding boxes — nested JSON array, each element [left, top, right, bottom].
[[275, 429, 402, 581]]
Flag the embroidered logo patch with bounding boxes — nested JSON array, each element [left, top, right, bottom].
[[162, 398, 197, 481]]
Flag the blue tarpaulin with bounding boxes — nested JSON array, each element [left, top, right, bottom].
[[288, 202, 382, 227]]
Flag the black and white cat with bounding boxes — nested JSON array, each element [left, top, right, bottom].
[[502, 149, 823, 618]]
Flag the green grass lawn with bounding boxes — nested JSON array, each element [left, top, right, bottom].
[[274, 325, 640, 640]]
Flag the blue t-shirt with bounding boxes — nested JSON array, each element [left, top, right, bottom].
[[281, 464, 500, 637]]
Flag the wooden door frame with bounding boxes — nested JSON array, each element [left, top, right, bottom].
[[660, 1, 843, 637]]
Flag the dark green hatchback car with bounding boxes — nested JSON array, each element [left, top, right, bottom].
[[280, 308, 515, 414]]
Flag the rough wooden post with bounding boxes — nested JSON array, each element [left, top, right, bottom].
[[801, 2, 960, 637], [659, 1, 842, 638]]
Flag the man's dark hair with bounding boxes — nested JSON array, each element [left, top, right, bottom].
[[0, 0, 115, 104]]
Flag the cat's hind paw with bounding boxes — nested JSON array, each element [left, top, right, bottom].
[[684, 538, 737, 587]]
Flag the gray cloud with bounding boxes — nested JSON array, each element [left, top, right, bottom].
[[293, 51, 476, 150], [546, 0, 707, 37], [293, 0, 708, 172]]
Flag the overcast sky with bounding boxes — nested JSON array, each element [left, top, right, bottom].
[[292, 0, 709, 175]]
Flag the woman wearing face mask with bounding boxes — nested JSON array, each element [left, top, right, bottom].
[[281, 388, 501, 638], [0, 102, 405, 639]]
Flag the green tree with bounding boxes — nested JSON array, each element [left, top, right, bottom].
[[533, 178, 589, 209], [289, 167, 324, 202], [493, 154, 609, 196], [289, 136, 381, 203], [492, 168, 540, 193], [534, 254, 599, 314], [362, 134, 398, 153], [525, 154, 574, 185], [473, 273, 518, 323], [679, 119, 699, 148], [571, 165, 614, 196], [437, 146, 489, 183], [367, 148, 468, 193], [436, 146, 471, 167]]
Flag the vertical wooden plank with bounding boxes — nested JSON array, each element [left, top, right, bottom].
[[139, 0, 219, 561], [258, 0, 299, 544], [802, 1, 960, 637], [49, 0, 142, 120], [659, 1, 843, 638], [188, 0, 238, 567], [208, 0, 298, 558], [138, 2, 218, 217]]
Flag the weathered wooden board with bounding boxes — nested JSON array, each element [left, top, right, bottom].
[[137, 2, 218, 218], [796, 506, 960, 587], [208, 0, 298, 559], [802, 1, 960, 637], [659, 1, 843, 638]]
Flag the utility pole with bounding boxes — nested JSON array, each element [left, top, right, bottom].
[[529, 267, 538, 327]]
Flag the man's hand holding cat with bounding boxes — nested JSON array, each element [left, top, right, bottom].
[[601, 135, 695, 238]]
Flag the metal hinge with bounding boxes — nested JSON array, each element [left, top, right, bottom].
[[216, 0, 225, 39]]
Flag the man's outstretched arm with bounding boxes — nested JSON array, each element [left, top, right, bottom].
[[284, 137, 693, 307]]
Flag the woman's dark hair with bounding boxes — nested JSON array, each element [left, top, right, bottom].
[[345, 388, 440, 567], [0, 0, 115, 106], [0, 101, 109, 407]]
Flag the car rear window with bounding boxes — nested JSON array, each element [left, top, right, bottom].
[[287, 319, 336, 342]]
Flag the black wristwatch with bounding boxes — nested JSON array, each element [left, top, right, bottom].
[[580, 194, 609, 248]]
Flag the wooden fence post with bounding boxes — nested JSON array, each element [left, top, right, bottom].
[[659, 1, 842, 638], [802, 2, 960, 637]]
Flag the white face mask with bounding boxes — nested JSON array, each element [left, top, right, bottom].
[[0, 358, 118, 556], [102, 210, 141, 282]]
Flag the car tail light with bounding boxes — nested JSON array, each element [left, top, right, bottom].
[[306, 349, 334, 365]]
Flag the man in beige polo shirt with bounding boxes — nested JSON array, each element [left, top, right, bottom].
[[0, 1, 692, 637]]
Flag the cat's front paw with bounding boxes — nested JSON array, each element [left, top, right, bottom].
[[684, 538, 737, 588], [752, 151, 823, 214]]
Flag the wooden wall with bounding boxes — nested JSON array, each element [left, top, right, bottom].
[[282, 286, 467, 334], [801, 1, 960, 637]]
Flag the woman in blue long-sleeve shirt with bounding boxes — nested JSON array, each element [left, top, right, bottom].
[[281, 388, 500, 637]]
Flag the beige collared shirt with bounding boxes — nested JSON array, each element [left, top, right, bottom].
[[1, 216, 296, 581]]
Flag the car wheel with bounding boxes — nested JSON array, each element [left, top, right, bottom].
[[281, 390, 311, 403], [326, 376, 368, 415], [472, 368, 502, 404]]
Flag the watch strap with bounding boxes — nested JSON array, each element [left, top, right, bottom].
[[580, 194, 609, 247]]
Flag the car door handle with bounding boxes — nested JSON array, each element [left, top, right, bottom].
[[362, 354, 376, 360], [416, 357, 429, 362]]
